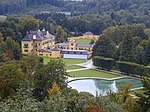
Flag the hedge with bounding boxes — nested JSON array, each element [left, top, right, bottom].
[[116, 61, 150, 76], [93, 56, 115, 71]]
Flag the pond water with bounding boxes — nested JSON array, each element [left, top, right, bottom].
[[68, 78, 143, 96]]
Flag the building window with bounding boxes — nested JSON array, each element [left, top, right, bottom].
[[24, 44, 28, 48], [80, 52, 82, 54], [24, 50, 28, 52], [35, 43, 38, 47], [71, 43, 73, 46], [50, 54, 52, 56], [71, 48, 73, 50], [74, 52, 76, 54], [39, 54, 43, 56], [39, 43, 40, 46]]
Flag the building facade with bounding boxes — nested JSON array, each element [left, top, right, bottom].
[[21, 30, 55, 54], [62, 49, 92, 60], [70, 31, 99, 41], [56, 39, 93, 51], [21, 30, 95, 59]]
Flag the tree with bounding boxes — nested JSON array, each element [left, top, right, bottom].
[[33, 59, 67, 100], [47, 81, 62, 98], [90, 39, 95, 44], [119, 30, 134, 62], [55, 25, 67, 43], [137, 76, 150, 112], [0, 64, 25, 100], [0, 84, 40, 112], [0, 32, 3, 43], [13, 41, 22, 60], [19, 17, 39, 35], [93, 36, 117, 58], [0, 42, 7, 63], [144, 40, 150, 65], [133, 45, 145, 64]]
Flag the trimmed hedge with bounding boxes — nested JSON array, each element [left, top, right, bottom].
[[93, 56, 150, 76], [116, 61, 150, 76], [93, 56, 115, 71]]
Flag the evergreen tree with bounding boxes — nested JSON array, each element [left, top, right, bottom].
[[133, 45, 145, 65], [55, 25, 67, 43], [93, 36, 117, 58], [144, 40, 150, 65], [137, 77, 150, 112], [13, 42, 22, 60], [119, 31, 134, 62]]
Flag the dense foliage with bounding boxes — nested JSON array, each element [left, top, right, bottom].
[[93, 56, 115, 71], [116, 61, 150, 76]]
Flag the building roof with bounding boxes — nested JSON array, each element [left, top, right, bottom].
[[38, 48, 61, 52], [55, 43, 69, 46], [22, 30, 55, 41], [52, 48, 61, 51], [62, 49, 92, 55], [84, 31, 93, 35], [56, 42, 93, 47], [38, 49, 52, 52]]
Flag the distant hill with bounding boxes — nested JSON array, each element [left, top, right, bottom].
[[0, 0, 150, 17]]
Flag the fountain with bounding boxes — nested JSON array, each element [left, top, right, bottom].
[[111, 80, 117, 92]]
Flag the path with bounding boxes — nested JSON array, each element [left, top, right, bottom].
[[76, 59, 96, 68], [67, 68, 90, 72], [67, 59, 97, 72]]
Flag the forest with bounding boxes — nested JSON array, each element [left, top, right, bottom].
[[0, 0, 150, 16]]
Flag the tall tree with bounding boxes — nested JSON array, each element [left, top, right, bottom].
[[133, 45, 145, 65], [0, 64, 25, 100], [144, 40, 150, 65], [5, 37, 22, 60], [93, 36, 117, 58], [19, 17, 39, 36], [119, 31, 134, 62], [137, 77, 150, 112], [33, 59, 67, 100], [55, 25, 67, 43]]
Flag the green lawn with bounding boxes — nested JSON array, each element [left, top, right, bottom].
[[43, 57, 86, 65], [76, 38, 92, 44], [66, 65, 84, 70], [69, 69, 118, 78]]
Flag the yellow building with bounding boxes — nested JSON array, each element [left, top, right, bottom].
[[37, 48, 61, 58], [21, 30, 94, 59], [71, 31, 99, 41], [56, 39, 93, 51], [21, 30, 55, 54]]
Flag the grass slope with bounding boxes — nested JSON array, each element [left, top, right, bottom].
[[66, 65, 84, 70], [44, 57, 86, 65], [76, 38, 92, 44]]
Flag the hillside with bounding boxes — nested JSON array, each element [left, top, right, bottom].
[[0, 0, 150, 16]]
